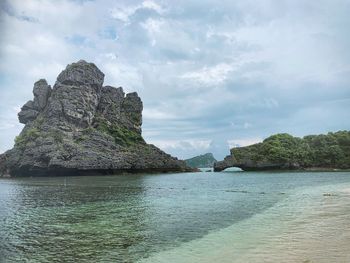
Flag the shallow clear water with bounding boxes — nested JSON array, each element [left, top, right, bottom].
[[0, 171, 349, 262]]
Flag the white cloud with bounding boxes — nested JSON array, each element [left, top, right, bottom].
[[0, 0, 349, 161], [142, 1, 165, 14], [110, 6, 136, 22], [100, 62, 143, 92], [180, 53, 261, 86], [110, 0, 165, 23], [27, 61, 65, 80], [143, 108, 177, 120], [141, 18, 164, 34], [102, 53, 118, 61], [149, 139, 212, 151], [227, 138, 262, 148], [181, 63, 234, 86]]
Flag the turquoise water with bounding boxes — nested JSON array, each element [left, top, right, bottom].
[[0, 171, 350, 262]]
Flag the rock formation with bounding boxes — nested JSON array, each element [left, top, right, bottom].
[[214, 132, 350, 172], [0, 60, 193, 177], [185, 153, 217, 168]]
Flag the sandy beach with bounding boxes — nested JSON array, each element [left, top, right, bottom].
[[139, 183, 350, 263]]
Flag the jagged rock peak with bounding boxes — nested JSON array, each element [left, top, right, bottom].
[[57, 60, 105, 86], [1, 60, 194, 177], [33, 79, 51, 110]]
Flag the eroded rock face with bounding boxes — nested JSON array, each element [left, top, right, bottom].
[[46, 61, 104, 128], [0, 60, 192, 177], [56, 60, 104, 86], [121, 92, 143, 133], [33, 79, 51, 110], [96, 87, 143, 133], [18, 80, 52, 124], [213, 155, 236, 172], [213, 155, 294, 171]]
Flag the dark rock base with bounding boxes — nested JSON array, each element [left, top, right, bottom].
[[9, 167, 194, 177]]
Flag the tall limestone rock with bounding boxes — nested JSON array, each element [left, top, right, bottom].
[[0, 60, 193, 177]]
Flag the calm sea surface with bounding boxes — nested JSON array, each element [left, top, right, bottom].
[[0, 171, 350, 262]]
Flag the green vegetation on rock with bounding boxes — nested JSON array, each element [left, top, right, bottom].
[[14, 127, 40, 147], [95, 118, 144, 147], [185, 153, 217, 168], [49, 129, 64, 144], [14, 116, 45, 148], [231, 131, 350, 169]]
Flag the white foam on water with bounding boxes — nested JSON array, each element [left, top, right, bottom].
[[138, 183, 350, 263]]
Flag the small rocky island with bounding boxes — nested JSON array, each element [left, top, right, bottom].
[[185, 153, 217, 168], [214, 132, 350, 171], [0, 60, 193, 177]]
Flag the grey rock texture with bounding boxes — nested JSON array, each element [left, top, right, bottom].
[[18, 80, 52, 124], [57, 60, 104, 86], [213, 155, 295, 171], [0, 60, 193, 177], [33, 79, 51, 110], [213, 155, 236, 172]]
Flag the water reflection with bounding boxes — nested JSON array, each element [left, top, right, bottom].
[[0, 176, 150, 262]]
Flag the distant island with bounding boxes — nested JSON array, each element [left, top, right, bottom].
[[214, 131, 350, 171], [0, 60, 194, 177], [185, 153, 217, 168]]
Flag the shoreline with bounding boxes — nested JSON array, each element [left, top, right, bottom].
[[236, 168, 350, 173], [139, 182, 350, 263], [1, 167, 349, 178], [0, 167, 199, 178]]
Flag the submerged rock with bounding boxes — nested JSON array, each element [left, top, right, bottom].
[[0, 60, 193, 177]]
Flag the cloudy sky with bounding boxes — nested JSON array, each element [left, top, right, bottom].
[[0, 0, 349, 160]]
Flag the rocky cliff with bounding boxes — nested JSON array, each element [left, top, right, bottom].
[[0, 60, 193, 177], [214, 132, 350, 171]]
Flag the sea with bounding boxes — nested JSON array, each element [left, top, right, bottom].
[[0, 170, 349, 263]]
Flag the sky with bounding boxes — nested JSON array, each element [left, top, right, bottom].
[[0, 0, 350, 160]]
